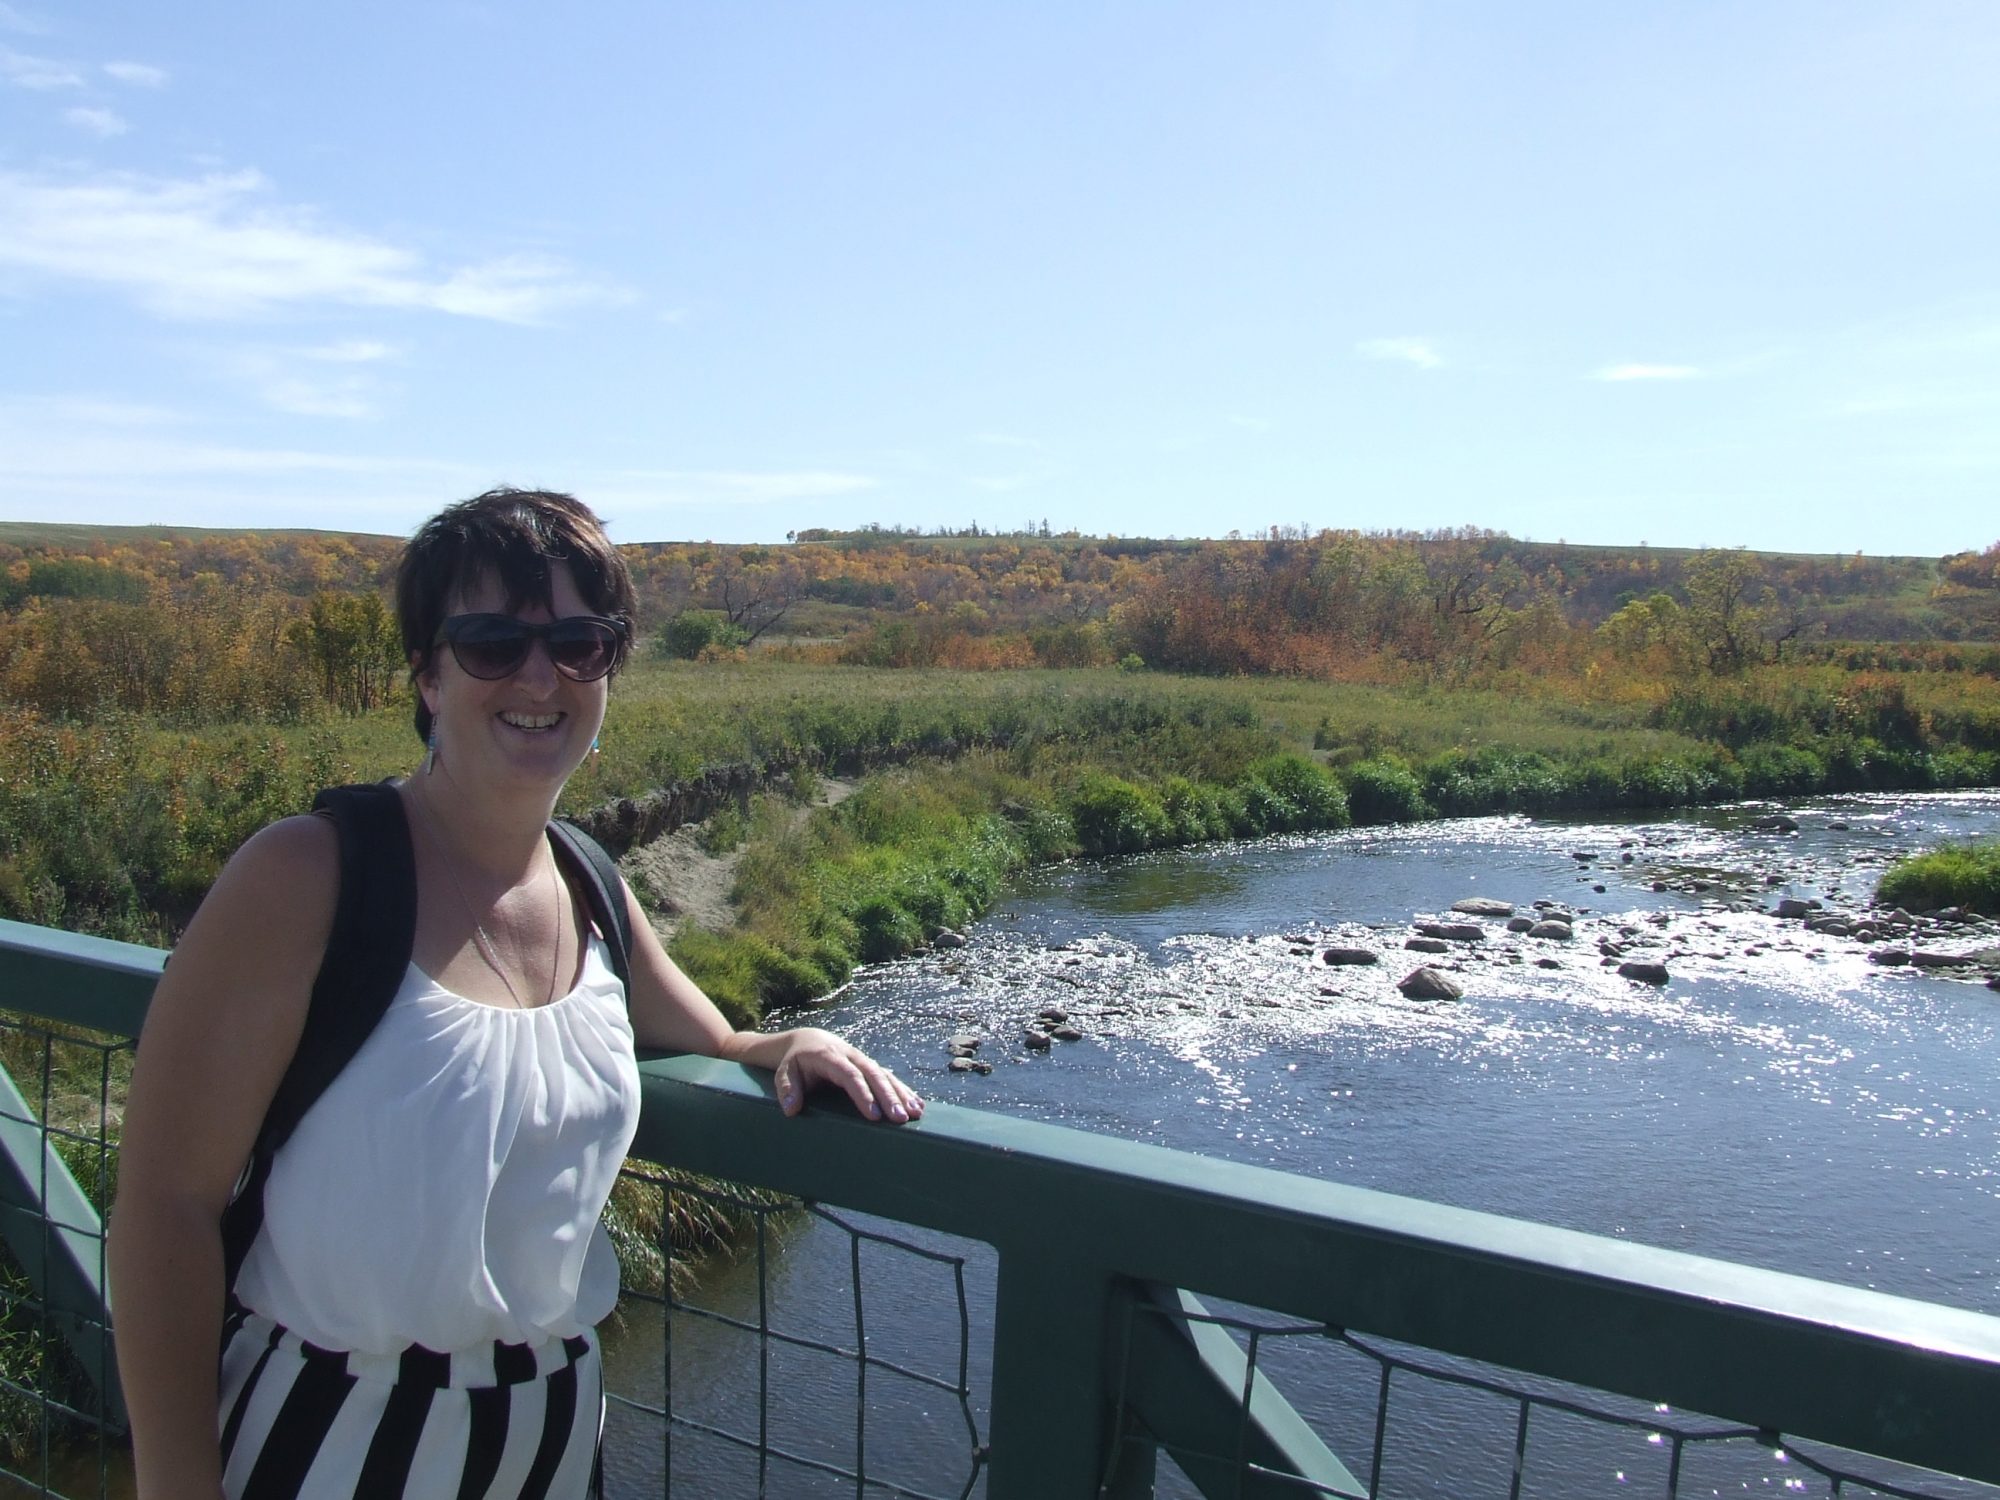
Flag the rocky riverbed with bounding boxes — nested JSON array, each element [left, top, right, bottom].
[[870, 804, 2000, 1074]]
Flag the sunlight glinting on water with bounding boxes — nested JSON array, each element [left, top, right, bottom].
[[824, 791, 2000, 1274]]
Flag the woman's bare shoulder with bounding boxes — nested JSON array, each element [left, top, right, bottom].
[[122, 814, 343, 1213], [166, 814, 340, 1002], [230, 811, 339, 875], [215, 813, 339, 916]]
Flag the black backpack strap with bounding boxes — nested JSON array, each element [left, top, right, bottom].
[[222, 782, 417, 1289], [548, 819, 633, 995]]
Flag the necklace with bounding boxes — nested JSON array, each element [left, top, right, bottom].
[[411, 792, 560, 1009]]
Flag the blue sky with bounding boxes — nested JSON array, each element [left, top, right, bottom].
[[2, 3, 1996, 552]]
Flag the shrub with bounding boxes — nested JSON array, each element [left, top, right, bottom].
[[1159, 776, 1230, 842], [850, 890, 925, 961], [1010, 803, 1077, 860], [1737, 743, 1825, 797], [656, 611, 747, 661], [1877, 840, 2000, 916], [1233, 775, 1296, 835], [1343, 758, 1431, 824], [1245, 752, 1350, 830], [1067, 773, 1169, 856], [1620, 757, 1714, 807], [1931, 748, 2000, 787]]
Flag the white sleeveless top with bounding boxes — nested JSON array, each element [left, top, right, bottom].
[[233, 934, 642, 1356]]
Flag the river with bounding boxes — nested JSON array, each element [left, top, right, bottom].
[[603, 790, 2000, 1498]]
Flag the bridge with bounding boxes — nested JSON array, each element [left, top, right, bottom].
[[3, 914, 1999, 1498]]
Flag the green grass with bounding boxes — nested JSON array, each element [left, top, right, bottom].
[[1876, 840, 2000, 915]]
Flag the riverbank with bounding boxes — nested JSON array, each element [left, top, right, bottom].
[[639, 699, 2000, 1023], [4, 661, 1996, 968]]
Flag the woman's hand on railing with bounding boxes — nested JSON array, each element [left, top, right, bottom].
[[721, 1026, 925, 1123]]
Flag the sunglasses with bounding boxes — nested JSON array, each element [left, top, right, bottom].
[[435, 613, 628, 682]]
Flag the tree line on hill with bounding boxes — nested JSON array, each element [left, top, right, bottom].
[[1, 523, 1995, 725]]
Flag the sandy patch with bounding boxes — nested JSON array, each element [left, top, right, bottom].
[[622, 777, 855, 940]]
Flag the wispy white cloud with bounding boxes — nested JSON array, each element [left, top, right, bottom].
[[0, 395, 479, 531], [0, 167, 629, 323], [0, 44, 78, 87], [103, 59, 167, 87], [1356, 336, 1442, 370], [0, 4, 49, 35], [191, 338, 403, 419], [0, 395, 469, 490], [215, 348, 384, 419], [1594, 363, 1701, 382], [64, 105, 127, 137]]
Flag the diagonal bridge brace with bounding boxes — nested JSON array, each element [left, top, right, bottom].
[[1105, 1280, 1364, 1500], [0, 917, 159, 1434], [0, 1061, 126, 1431]]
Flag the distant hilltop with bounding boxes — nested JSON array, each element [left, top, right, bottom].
[[3, 522, 1996, 662]]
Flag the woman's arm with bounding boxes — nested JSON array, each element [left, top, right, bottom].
[[108, 815, 336, 1499], [619, 881, 923, 1123]]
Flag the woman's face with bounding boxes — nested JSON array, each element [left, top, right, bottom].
[[416, 563, 609, 796]]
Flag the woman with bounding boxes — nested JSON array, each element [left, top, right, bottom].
[[108, 488, 923, 1498]]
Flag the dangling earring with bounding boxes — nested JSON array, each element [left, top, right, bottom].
[[591, 733, 601, 756], [426, 723, 439, 776]]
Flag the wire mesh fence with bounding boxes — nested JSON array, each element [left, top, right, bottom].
[[604, 1166, 990, 1499], [0, 1011, 130, 1500]]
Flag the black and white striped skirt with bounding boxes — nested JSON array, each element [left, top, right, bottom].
[[218, 1306, 602, 1499]]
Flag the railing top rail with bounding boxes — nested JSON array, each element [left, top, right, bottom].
[[0, 916, 163, 1036]]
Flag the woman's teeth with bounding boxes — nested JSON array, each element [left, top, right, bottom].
[[500, 712, 561, 730]]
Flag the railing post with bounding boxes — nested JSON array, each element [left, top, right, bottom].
[[986, 1249, 1128, 1499]]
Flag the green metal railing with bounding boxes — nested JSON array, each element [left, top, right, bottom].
[[4, 914, 2000, 1499]]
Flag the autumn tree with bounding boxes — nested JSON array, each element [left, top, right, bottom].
[[285, 591, 404, 714], [701, 548, 806, 645], [1680, 549, 1772, 674]]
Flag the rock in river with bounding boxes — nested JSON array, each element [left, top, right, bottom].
[[1405, 936, 1451, 954], [1398, 967, 1464, 1001], [1416, 922, 1485, 942], [1910, 951, 1975, 970], [1617, 960, 1671, 984], [1322, 947, 1379, 966], [1451, 898, 1515, 918], [1527, 920, 1574, 941]]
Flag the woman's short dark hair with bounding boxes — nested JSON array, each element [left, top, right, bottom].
[[397, 487, 636, 742]]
